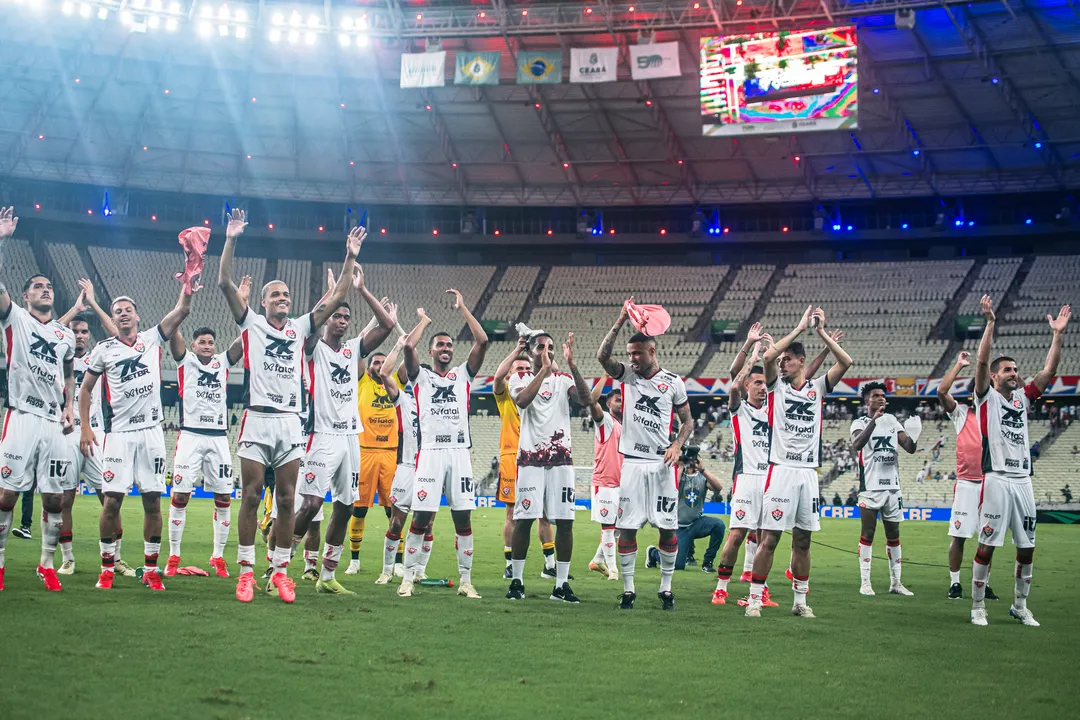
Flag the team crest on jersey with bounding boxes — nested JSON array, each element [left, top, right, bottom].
[[447, 372, 457, 381], [388, 495, 397, 505], [343, 348, 352, 359], [54, 330, 65, 340], [807, 390, 817, 400], [657, 383, 669, 393], [771, 508, 784, 521], [521, 498, 531, 510], [211, 362, 220, 370], [285, 329, 296, 339], [599, 508, 608, 517], [1012, 398, 1023, 409], [540, 390, 552, 400], [617, 506, 624, 518], [501, 486, 510, 497], [174, 474, 183, 483], [135, 343, 145, 352], [981, 524, 994, 537], [735, 509, 746, 521], [304, 472, 316, 482], [0, 466, 9, 479], [417, 489, 428, 501], [954, 520, 962, 530], [103, 471, 115, 481]]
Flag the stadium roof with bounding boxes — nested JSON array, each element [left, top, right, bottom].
[[1, 0, 1079, 207]]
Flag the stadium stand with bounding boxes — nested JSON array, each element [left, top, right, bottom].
[[45, 242, 92, 308], [1033, 421, 1080, 504], [483, 265, 539, 327], [276, 259, 313, 314], [957, 257, 1024, 314], [698, 264, 776, 376], [0, 239, 40, 301]]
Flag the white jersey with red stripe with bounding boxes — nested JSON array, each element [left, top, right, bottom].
[[413, 362, 474, 449], [732, 400, 770, 476], [767, 375, 828, 468], [305, 337, 363, 435], [976, 383, 1039, 479], [178, 351, 229, 433], [87, 327, 165, 433], [851, 412, 903, 492], [1, 303, 75, 421], [238, 309, 313, 413], [618, 367, 688, 461], [73, 352, 102, 430], [394, 387, 419, 466]]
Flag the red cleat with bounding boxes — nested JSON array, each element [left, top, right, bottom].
[[236, 572, 255, 603], [762, 586, 780, 607], [0, 567, 5, 591], [165, 555, 181, 577], [711, 588, 728, 605], [142, 569, 166, 591], [270, 572, 296, 604], [95, 570, 114, 589], [738, 571, 753, 583], [209, 557, 230, 578], [785, 567, 794, 581], [37, 565, 63, 592]]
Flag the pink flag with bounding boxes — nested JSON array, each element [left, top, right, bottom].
[[175, 226, 211, 292], [625, 300, 671, 336]]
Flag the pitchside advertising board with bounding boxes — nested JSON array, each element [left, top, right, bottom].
[[72, 484, 952, 520]]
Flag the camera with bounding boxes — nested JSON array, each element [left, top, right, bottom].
[[679, 445, 701, 466]]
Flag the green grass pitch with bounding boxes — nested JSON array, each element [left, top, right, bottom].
[[0, 500, 1077, 719]]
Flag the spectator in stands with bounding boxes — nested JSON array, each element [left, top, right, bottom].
[[1063, 484, 1073, 503], [231, 412, 238, 426], [1070, 444, 1079, 456], [490, 455, 499, 480], [933, 471, 943, 481], [832, 492, 842, 506], [845, 488, 858, 506]]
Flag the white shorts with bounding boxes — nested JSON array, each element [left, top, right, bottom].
[[858, 489, 904, 523], [173, 432, 234, 495], [64, 427, 104, 491], [412, 447, 474, 512], [760, 465, 821, 533], [978, 473, 1036, 549], [100, 426, 167, 495], [514, 465, 576, 522], [616, 459, 678, 531], [237, 410, 305, 469], [948, 480, 983, 539], [389, 464, 415, 513], [298, 433, 360, 506], [729, 473, 765, 529], [591, 485, 619, 524], [0, 409, 69, 494]]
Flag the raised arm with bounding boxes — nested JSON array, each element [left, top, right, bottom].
[[764, 305, 813, 386], [494, 336, 529, 395], [158, 283, 193, 340], [814, 310, 853, 390], [355, 269, 395, 355], [0, 207, 18, 319], [563, 332, 592, 407], [896, 428, 917, 454], [1032, 305, 1071, 393], [448, 289, 488, 378], [513, 350, 552, 409], [77, 279, 119, 337], [226, 336, 244, 366], [58, 289, 90, 328], [699, 463, 724, 494], [403, 308, 431, 382], [850, 405, 883, 453], [729, 323, 765, 379], [590, 372, 609, 405], [730, 326, 765, 413], [379, 334, 408, 402], [597, 298, 631, 379], [169, 330, 187, 362], [311, 226, 363, 331], [974, 295, 995, 397], [936, 351, 971, 414], [217, 208, 249, 322], [806, 328, 844, 379]]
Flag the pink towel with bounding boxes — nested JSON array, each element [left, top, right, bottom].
[[176, 566, 210, 576], [175, 226, 210, 292], [625, 300, 671, 336]]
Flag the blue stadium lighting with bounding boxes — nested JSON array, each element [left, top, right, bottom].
[[1026, 218, 1033, 225], [955, 220, 963, 227], [912, 149, 920, 156], [1035, 142, 1043, 149], [832, 224, 841, 231], [901, 223, 909, 229], [991, 77, 999, 84], [846, 225, 853, 231], [968, 221, 975, 227], [873, 87, 880, 94]]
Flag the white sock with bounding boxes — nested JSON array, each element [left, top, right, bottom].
[[949, 570, 961, 585], [114, 536, 123, 562], [403, 530, 424, 582], [749, 580, 766, 606], [743, 534, 758, 573], [511, 558, 526, 583], [793, 574, 809, 606], [601, 528, 617, 571], [0, 507, 12, 568], [272, 546, 290, 575], [60, 536, 74, 563], [39, 510, 62, 569], [455, 532, 474, 585], [658, 548, 676, 593], [143, 541, 161, 571], [320, 543, 343, 582], [418, 533, 434, 574], [556, 561, 570, 586], [1014, 560, 1032, 610], [237, 543, 255, 574], [543, 546, 556, 571], [303, 550, 319, 572], [167, 503, 187, 557], [859, 540, 872, 584], [99, 540, 116, 573], [618, 549, 636, 593], [972, 556, 990, 608], [212, 504, 230, 558], [591, 542, 605, 565], [383, 533, 400, 575], [886, 541, 902, 584]]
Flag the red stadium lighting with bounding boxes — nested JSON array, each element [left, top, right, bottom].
[[164, 89, 170, 94], [38, 134, 44, 140], [628, 6, 635, 11], [268, 223, 274, 230], [547, 229, 553, 236], [562, 162, 569, 168], [151, 215, 157, 221], [522, 9, 528, 16], [380, 228, 386, 234], [247, 155, 252, 159], [432, 228, 438, 236], [609, 228, 616, 235], [694, 2, 700, 8], [723, 227, 730, 234], [75, 78, 80, 83], [204, 219, 210, 226], [340, 104, 345, 108], [318, 226, 324, 232], [35, 204, 41, 210], [349, 161, 355, 166], [794, 155, 801, 162], [452, 163, 457, 168], [534, 103, 541, 109], [415, 13, 421, 20], [87, 209, 93, 215], [677, 159, 683, 165], [584, 7, 592, 14], [425, 105, 432, 111], [478, 11, 485, 18], [143, 146, 148, 151], [782, 226, 789, 232], [493, 230, 500, 236], [251, 97, 256, 103], [660, 228, 667, 235], [645, 99, 652, 106]]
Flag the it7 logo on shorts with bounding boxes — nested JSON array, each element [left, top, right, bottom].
[[561, 487, 575, 504], [785, 399, 814, 421], [1022, 516, 1036, 533], [264, 339, 294, 360], [459, 477, 473, 494], [30, 333, 59, 365], [218, 464, 232, 479], [655, 496, 676, 513], [351, 473, 359, 490], [153, 457, 166, 475]]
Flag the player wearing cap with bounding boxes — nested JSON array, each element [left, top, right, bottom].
[[597, 297, 693, 612], [0, 207, 78, 592], [289, 266, 394, 595], [969, 295, 1069, 627], [79, 280, 194, 592], [398, 289, 489, 600], [164, 325, 245, 578], [936, 351, 998, 601], [850, 381, 918, 597], [504, 332, 591, 603], [218, 209, 361, 603], [712, 324, 779, 607], [585, 374, 622, 581], [745, 306, 851, 619]]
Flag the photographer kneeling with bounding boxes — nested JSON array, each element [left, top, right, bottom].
[[647, 447, 725, 573]]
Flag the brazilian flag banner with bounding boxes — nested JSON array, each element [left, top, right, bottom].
[[455, 51, 500, 85], [517, 50, 562, 84]]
